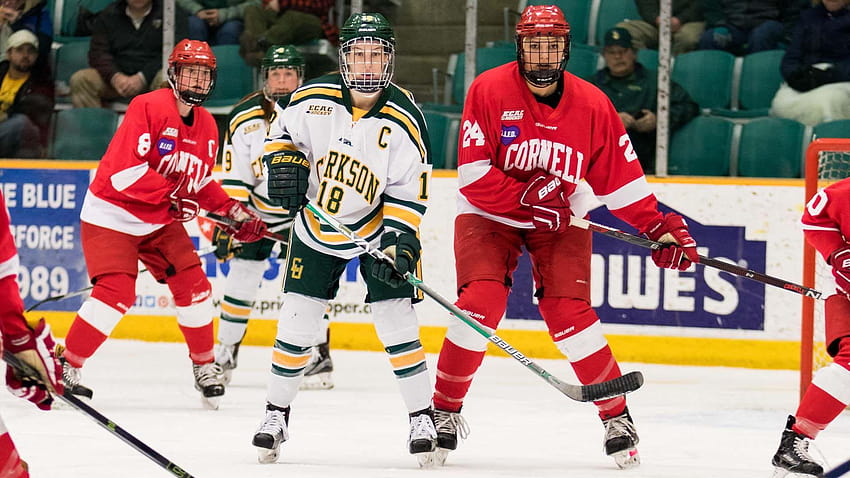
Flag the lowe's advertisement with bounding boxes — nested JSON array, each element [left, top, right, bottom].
[[1, 163, 812, 368]]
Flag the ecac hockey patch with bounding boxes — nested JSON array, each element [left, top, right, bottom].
[[501, 125, 519, 145]]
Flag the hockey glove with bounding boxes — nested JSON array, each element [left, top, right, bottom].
[[829, 245, 850, 297], [214, 199, 267, 243], [265, 150, 310, 216], [4, 318, 64, 410], [519, 171, 570, 233], [212, 226, 242, 261], [371, 231, 421, 288], [642, 212, 699, 271], [167, 173, 200, 222]]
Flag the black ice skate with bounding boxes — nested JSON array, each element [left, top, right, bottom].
[[602, 408, 640, 469], [299, 331, 333, 390], [771, 415, 824, 477], [192, 361, 225, 410], [253, 403, 290, 464], [57, 347, 93, 399], [213, 341, 240, 386], [408, 408, 437, 468], [433, 407, 470, 466]]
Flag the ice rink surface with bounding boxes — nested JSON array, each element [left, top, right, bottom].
[[3, 339, 849, 478]]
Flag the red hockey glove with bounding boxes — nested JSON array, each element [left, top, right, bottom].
[[167, 174, 200, 222], [4, 318, 64, 410], [215, 199, 267, 243], [642, 212, 700, 271], [829, 245, 850, 297], [519, 171, 570, 233]]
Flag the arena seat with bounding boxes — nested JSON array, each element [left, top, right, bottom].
[[813, 119, 850, 140], [424, 111, 450, 169], [737, 117, 806, 178], [451, 47, 516, 105], [593, 0, 640, 46], [524, 0, 592, 45], [205, 45, 256, 114], [566, 45, 601, 80], [53, 41, 90, 109], [672, 50, 736, 110], [668, 116, 735, 176]]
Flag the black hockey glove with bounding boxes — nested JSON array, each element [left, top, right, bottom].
[[265, 150, 310, 216], [371, 231, 421, 288], [212, 226, 242, 261]]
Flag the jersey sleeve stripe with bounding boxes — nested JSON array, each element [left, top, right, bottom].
[[289, 84, 344, 108], [264, 140, 299, 155], [228, 106, 264, 134], [596, 176, 653, 211], [382, 205, 422, 231]]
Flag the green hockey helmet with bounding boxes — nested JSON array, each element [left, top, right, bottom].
[[339, 13, 395, 93], [261, 45, 305, 101]]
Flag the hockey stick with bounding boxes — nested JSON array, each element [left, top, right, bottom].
[[568, 216, 824, 300], [205, 210, 643, 401], [2, 350, 197, 477], [25, 245, 218, 312], [826, 459, 850, 478]]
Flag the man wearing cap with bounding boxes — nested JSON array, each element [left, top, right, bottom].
[[590, 27, 698, 174], [0, 28, 52, 158]]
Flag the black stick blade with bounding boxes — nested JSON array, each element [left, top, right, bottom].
[[568, 371, 644, 402]]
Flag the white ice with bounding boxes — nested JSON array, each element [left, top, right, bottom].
[[3, 340, 849, 478]]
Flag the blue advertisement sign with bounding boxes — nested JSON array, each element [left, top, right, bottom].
[[0, 168, 90, 311], [506, 206, 767, 330]]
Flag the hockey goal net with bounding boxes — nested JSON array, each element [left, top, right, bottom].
[[802, 138, 850, 398]]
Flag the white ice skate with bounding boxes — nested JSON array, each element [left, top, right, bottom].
[[192, 362, 225, 410], [214, 342, 240, 386], [602, 409, 640, 469], [433, 408, 469, 466], [408, 410, 437, 468], [253, 405, 290, 464]]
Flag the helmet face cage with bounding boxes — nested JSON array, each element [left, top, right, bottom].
[[339, 36, 395, 93], [261, 45, 305, 101], [515, 5, 571, 87], [167, 39, 217, 106], [262, 65, 304, 101]]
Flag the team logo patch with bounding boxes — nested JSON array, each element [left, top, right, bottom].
[[501, 109, 524, 121], [163, 127, 178, 137], [307, 105, 333, 115], [501, 125, 520, 145], [157, 138, 176, 156]]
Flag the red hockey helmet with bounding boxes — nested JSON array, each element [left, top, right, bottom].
[[515, 5, 571, 87], [167, 39, 217, 106]]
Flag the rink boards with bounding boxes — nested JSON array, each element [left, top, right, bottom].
[[0, 161, 813, 370]]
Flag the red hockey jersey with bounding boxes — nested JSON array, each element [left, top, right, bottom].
[[81, 88, 229, 235], [0, 190, 31, 342], [457, 62, 663, 232], [802, 177, 850, 260]]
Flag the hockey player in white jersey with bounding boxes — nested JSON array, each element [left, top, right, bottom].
[[213, 44, 333, 390], [252, 12, 437, 467]]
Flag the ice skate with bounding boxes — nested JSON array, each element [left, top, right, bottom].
[[192, 362, 225, 410], [214, 342, 240, 386], [57, 346, 93, 399], [433, 408, 469, 466], [602, 408, 640, 469], [771, 416, 823, 477], [299, 341, 334, 390], [252, 404, 290, 464], [408, 408, 437, 468]]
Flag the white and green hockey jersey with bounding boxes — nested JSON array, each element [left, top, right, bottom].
[[222, 91, 293, 228], [264, 73, 433, 259]]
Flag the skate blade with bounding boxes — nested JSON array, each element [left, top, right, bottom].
[[434, 448, 450, 466], [612, 448, 640, 469], [257, 447, 280, 464], [299, 373, 334, 390], [415, 451, 435, 468], [201, 395, 221, 410]]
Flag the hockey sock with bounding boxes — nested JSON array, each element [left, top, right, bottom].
[[63, 316, 109, 368], [0, 425, 27, 478], [434, 339, 486, 412], [218, 258, 266, 345], [572, 348, 627, 419], [795, 344, 850, 439], [179, 322, 215, 364]]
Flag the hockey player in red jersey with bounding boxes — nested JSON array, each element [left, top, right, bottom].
[[58, 39, 267, 409], [769, 178, 850, 477], [0, 190, 64, 477], [431, 4, 699, 469]]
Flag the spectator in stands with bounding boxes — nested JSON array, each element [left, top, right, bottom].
[[591, 28, 699, 174], [69, 0, 163, 108], [770, 0, 850, 126], [239, 0, 339, 67], [616, 0, 705, 55], [0, 0, 51, 69], [177, 0, 255, 46], [0, 29, 53, 158], [698, 0, 806, 54]]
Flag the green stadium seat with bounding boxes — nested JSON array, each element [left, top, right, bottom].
[[54, 0, 113, 43], [445, 113, 461, 169], [637, 48, 658, 71], [566, 45, 600, 80], [424, 111, 450, 169], [594, 0, 640, 46], [206, 45, 256, 114], [737, 117, 806, 178], [526, 0, 592, 45], [715, 50, 784, 118], [669, 116, 734, 176], [813, 119, 850, 140], [49, 107, 119, 160], [672, 50, 736, 110], [54, 41, 90, 108]]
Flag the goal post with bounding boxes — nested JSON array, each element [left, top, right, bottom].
[[801, 138, 850, 399]]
